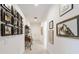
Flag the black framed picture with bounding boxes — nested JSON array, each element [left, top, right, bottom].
[[1, 4, 12, 12], [17, 12, 20, 19], [12, 17, 18, 26], [4, 11, 12, 24], [18, 28, 23, 34], [11, 6, 18, 17], [0, 8, 4, 22], [1, 24, 12, 36], [0, 4, 23, 36], [18, 20, 21, 27], [21, 28, 23, 34], [59, 4, 73, 16], [0, 7, 1, 21], [4, 4, 12, 10], [18, 15, 23, 28], [12, 26, 18, 35], [49, 20, 53, 29], [56, 15, 79, 37], [13, 9, 17, 17]]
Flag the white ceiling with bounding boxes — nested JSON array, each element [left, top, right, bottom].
[[18, 4, 52, 24]]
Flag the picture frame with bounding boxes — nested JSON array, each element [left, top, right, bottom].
[[56, 15, 79, 37], [0, 8, 4, 22], [20, 28, 23, 34], [18, 15, 23, 28], [1, 4, 12, 12], [4, 4, 12, 11], [12, 26, 18, 35], [4, 11, 12, 24], [12, 17, 18, 26], [11, 6, 17, 17], [0, 4, 23, 36], [59, 4, 73, 16], [18, 28, 23, 34], [0, 7, 1, 21], [49, 20, 53, 29], [18, 20, 21, 27], [1, 24, 12, 36]]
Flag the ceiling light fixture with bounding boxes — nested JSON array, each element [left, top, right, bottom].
[[34, 4, 39, 6]]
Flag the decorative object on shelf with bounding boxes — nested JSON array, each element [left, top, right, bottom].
[[48, 30, 54, 44], [49, 20, 53, 29], [56, 15, 79, 37], [59, 4, 73, 16]]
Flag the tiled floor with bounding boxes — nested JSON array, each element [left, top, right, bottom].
[[24, 40, 49, 54]]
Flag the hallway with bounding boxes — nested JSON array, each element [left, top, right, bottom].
[[25, 40, 49, 54], [1, 4, 79, 54]]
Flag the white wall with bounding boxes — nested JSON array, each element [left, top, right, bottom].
[[42, 4, 79, 54], [0, 5, 30, 54], [30, 24, 41, 41]]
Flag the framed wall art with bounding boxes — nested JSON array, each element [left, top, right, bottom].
[[59, 4, 73, 16], [0, 8, 4, 22], [1, 24, 12, 36], [20, 28, 23, 34], [1, 4, 12, 12], [49, 20, 53, 29], [4, 4, 12, 11], [18, 28, 23, 34], [18, 20, 21, 27], [0, 4, 23, 36], [18, 15, 23, 28], [4, 11, 12, 24], [12, 17, 18, 26], [56, 15, 79, 37], [12, 27, 18, 35], [0, 7, 1, 21]]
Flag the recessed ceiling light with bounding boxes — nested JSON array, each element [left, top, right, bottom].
[[34, 4, 39, 6]]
